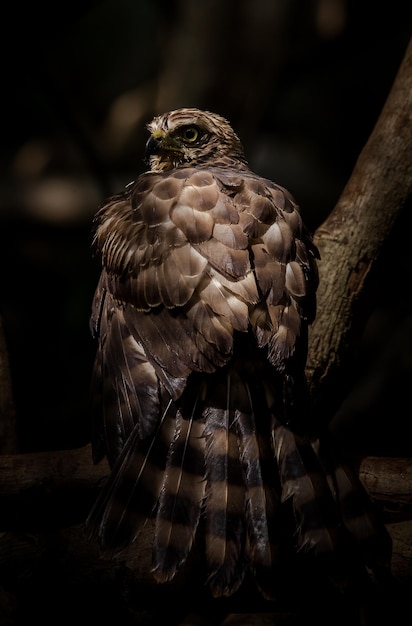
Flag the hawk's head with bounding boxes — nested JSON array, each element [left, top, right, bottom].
[[145, 108, 247, 172]]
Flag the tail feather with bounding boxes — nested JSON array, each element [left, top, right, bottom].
[[236, 406, 281, 599], [153, 403, 206, 582], [86, 401, 176, 554], [204, 404, 246, 597], [312, 439, 392, 572], [272, 418, 341, 555]]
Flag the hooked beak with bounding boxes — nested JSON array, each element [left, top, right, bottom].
[[145, 134, 162, 161], [144, 129, 185, 166], [144, 130, 186, 170]]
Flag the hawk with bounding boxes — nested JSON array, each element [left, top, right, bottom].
[[86, 107, 391, 599]]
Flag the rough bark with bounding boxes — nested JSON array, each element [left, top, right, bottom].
[[0, 445, 410, 509], [306, 35, 412, 420]]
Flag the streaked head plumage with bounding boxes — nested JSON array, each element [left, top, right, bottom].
[[145, 107, 246, 172]]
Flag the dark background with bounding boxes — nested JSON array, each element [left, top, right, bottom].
[[1, 0, 411, 457]]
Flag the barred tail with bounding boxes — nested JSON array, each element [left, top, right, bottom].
[[204, 405, 246, 597], [313, 438, 392, 575], [86, 401, 176, 554], [236, 406, 281, 600], [153, 403, 206, 582], [272, 417, 341, 555]]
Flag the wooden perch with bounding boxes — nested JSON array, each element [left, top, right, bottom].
[[306, 35, 412, 418], [0, 445, 411, 613], [0, 444, 411, 515]]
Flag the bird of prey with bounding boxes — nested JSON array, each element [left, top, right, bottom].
[[86, 107, 391, 599]]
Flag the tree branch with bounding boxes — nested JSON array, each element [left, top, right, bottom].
[[306, 35, 412, 419], [0, 445, 410, 515], [0, 445, 410, 595]]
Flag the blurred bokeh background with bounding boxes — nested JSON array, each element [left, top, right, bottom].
[[1, 0, 411, 456]]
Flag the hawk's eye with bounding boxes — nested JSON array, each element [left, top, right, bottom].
[[181, 126, 200, 143]]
